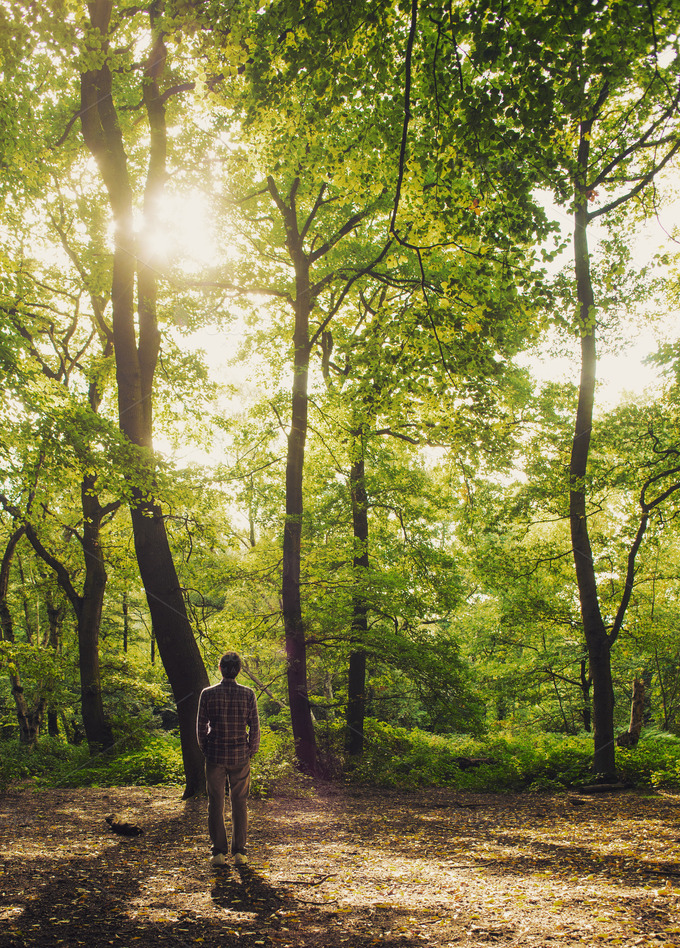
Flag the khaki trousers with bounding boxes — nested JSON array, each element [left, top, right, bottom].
[[205, 759, 251, 855]]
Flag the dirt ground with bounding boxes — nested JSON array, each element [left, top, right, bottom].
[[1, 784, 680, 948]]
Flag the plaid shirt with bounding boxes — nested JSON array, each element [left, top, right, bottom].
[[196, 678, 260, 767]]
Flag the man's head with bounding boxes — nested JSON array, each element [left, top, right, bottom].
[[219, 651, 242, 679]]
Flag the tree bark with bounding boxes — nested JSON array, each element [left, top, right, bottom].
[[346, 433, 369, 756], [569, 124, 616, 780], [580, 659, 592, 732], [617, 677, 645, 747], [78, 474, 115, 751], [80, 1, 208, 796], [0, 527, 45, 745], [45, 596, 62, 737], [122, 591, 129, 653], [281, 266, 318, 775], [270, 176, 320, 776]]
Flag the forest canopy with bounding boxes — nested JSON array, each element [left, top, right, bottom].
[[2, 0, 680, 795]]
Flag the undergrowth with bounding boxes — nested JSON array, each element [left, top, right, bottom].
[[337, 720, 680, 792], [2, 721, 680, 795], [0, 728, 309, 798]]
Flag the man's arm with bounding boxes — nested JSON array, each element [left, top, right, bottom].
[[248, 691, 260, 757]]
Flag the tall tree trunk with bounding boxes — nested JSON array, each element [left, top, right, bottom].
[[122, 591, 129, 653], [272, 176, 319, 776], [80, 2, 208, 796], [45, 596, 62, 737], [281, 273, 318, 775], [346, 432, 369, 757], [78, 475, 114, 751], [570, 125, 615, 780]]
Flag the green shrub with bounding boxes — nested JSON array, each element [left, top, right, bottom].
[[341, 722, 680, 792], [0, 737, 90, 792], [5, 723, 680, 796], [616, 730, 680, 788], [0, 734, 183, 791], [251, 727, 314, 798], [74, 737, 185, 788], [342, 721, 595, 791]]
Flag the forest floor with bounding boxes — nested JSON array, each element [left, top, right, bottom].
[[1, 784, 680, 948]]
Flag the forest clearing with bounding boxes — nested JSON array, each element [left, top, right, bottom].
[[6, 0, 680, 897], [1, 785, 680, 948]]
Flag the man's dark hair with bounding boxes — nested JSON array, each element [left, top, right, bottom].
[[219, 651, 241, 679]]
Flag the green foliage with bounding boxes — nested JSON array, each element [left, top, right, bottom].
[[0, 734, 184, 791], [334, 720, 584, 790], [250, 728, 315, 799], [340, 722, 680, 792], [3, 0, 680, 792], [70, 737, 186, 789], [101, 654, 170, 748], [616, 730, 680, 789], [3, 726, 680, 796], [0, 640, 66, 727], [0, 726, 310, 797], [0, 737, 90, 793]]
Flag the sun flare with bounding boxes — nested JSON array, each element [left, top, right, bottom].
[[137, 190, 219, 275]]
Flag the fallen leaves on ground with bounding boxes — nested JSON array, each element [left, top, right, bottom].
[[1, 785, 680, 948]]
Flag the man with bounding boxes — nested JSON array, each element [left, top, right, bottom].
[[196, 651, 260, 867]]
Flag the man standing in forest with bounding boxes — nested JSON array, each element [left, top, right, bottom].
[[196, 652, 260, 867]]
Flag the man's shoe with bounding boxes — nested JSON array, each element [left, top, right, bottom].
[[210, 852, 227, 867], [234, 852, 248, 867]]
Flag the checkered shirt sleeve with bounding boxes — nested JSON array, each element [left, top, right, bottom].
[[196, 678, 260, 767]]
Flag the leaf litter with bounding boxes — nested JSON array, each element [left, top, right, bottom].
[[0, 786, 679, 947]]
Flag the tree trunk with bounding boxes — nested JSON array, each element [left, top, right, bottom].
[[281, 285, 318, 775], [78, 475, 114, 751], [46, 598, 61, 735], [570, 129, 616, 780], [274, 176, 320, 776], [0, 526, 45, 745], [580, 659, 592, 732], [617, 677, 645, 747], [346, 436, 369, 757], [80, 2, 208, 796], [122, 591, 129, 653]]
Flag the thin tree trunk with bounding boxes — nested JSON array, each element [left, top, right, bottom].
[[0, 527, 45, 745], [346, 434, 369, 757], [281, 283, 318, 775], [123, 591, 129, 653], [78, 474, 114, 750], [270, 175, 320, 776], [570, 125, 615, 780], [80, 2, 208, 796], [617, 677, 645, 747], [580, 659, 592, 732], [45, 597, 62, 736]]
